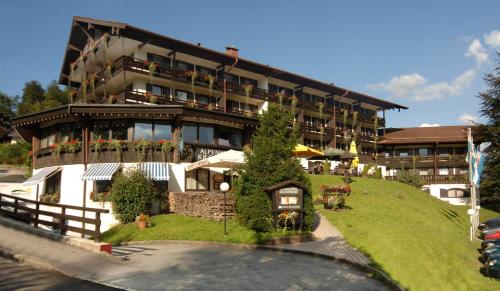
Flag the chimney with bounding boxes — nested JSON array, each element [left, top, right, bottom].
[[225, 45, 239, 59]]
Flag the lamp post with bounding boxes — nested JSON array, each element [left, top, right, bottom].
[[220, 182, 230, 236], [467, 208, 475, 241]]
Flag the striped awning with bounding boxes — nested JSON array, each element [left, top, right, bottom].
[[80, 163, 121, 181], [138, 162, 169, 181], [23, 166, 61, 186]]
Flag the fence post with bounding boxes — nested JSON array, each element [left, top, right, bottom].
[[34, 202, 40, 228], [60, 206, 66, 235], [95, 212, 101, 242], [13, 198, 18, 214]]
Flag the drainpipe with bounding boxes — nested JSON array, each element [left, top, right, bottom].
[[223, 45, 239, 113]]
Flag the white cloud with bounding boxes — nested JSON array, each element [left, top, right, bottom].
[[465, 39, 489, 66], [367, 69, 476, 102], [458, 113, 478, 125], [419, 123, 440, 127], [485, 30, 500, 50]]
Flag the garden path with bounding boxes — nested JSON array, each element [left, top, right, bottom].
[[278, 212, 369, 265]]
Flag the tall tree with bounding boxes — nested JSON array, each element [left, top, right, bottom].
[[43, 81, 69, 109], [0, 91, 18, 116], [17, 80, 45, 115], [236, 104, 314, 232], [479, 54, 500, 211]]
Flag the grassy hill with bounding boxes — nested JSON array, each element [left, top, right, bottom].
[[310, 175, 500, 291]]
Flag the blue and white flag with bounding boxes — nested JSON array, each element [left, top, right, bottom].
[[473, 147, 484, 185], [178, 128, 184, 153]]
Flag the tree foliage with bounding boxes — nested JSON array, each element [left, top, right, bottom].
[[0, 92, 18, 116], [108, 168, 156, 224], [236, 104, 314, 232], [16, 80, 70, 115], [479, 54, 500, 210]]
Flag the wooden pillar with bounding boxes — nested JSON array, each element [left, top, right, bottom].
[[81, 126, 89, 237], [173, 116, 182, 163], [332, 102, 337, 148], [31, 135, 39, 170]]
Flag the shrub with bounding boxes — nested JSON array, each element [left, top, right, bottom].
[[236, 192, 273, 232], [397, 170, 423, 188], [0, 142, 31, 166], [374, 167, 383, 179], [323, 161, 331, 175], [108, 168, 156, 224]]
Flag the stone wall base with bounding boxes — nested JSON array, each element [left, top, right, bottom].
[[168, 192, 235, 221]]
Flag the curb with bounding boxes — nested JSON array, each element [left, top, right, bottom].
[[119, 239, 403, 290], [0, 247, 131, 290]]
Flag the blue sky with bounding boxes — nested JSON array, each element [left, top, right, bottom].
[[1, 0, 499, 127]]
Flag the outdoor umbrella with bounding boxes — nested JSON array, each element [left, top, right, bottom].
[[293, 144, 323, 158], [185, 150, 245, 190], [349, 141, 359, 169]]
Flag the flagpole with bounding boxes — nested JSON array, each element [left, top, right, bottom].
[[467, 128, 475, 241]]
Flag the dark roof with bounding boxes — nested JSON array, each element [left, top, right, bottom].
[[379, 126, 474, 145], [265, 180, 307, 192], [59, 16, 408, 111]]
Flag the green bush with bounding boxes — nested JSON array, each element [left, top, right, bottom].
[[397, 170, 423, 188], [108, 168, 156, 224], [323, 161, 331, 175], [236, 192, 273, 232], [374, 167, 383, 179], [0, 142, 31, 166]]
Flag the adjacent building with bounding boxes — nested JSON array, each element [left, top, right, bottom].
[[379, 126, 473, 205]]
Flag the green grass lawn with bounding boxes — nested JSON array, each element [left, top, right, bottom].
[[310, 174, 500, 291], [101, 214, 303, 245]]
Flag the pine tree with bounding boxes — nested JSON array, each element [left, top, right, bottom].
[[236, 104, 314, 232], [0, 92, 18, 116], [479, 54, 500, 211], [17, 81, 45, 115]]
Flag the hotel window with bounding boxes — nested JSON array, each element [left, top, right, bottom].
[[198, 125, 214, 144], [94, 180, 112, 194], [44, 171, 61, 195], [240, 76, 258, 87], [418, 148, 431, 156], [176, 90, 189, 102], [196, 65, 215, 77], [40, 127, 56, 149], [134, 122, 153, 140], [111, 121, 129, 141], [185, 169, 210, 191], [154, 123, 172, 141], [58, 124, 72, 143], [147, 53, 170, 69], [437, 148, 450, 156], [146, 83, 166, 97], [181, 124, 196, 144], [268, 83, 278, 93], [218, 126, 242, 148], [175, 60, 193, 72], [441, 188, 470, 198], [93, 121, 111, 140], [196, 94, 210, 106]]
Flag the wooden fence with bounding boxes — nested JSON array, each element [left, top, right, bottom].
[[0, 193, 109, 242]]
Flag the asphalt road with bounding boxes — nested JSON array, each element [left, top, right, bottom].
[[107, 243, 388, 291], [0, 257, 120, 291]]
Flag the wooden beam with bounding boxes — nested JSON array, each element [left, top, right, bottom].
[[75, 22, 94, 41], [68, 43, 82, 53]]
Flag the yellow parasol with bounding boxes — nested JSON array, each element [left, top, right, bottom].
[[293, 144, 323, 158], [349, 140, 359, 169]]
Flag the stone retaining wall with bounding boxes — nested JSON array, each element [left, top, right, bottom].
[[168, 192, 235, 221]]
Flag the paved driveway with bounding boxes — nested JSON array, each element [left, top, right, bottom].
[[108, 243, 388, 291], [0, 257, 118, 291]]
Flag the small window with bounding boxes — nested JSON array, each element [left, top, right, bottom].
[[44, 171, 61, 195], [59, 124, 72, 143], [94, 180, 112, 193], [439, 168, 449, 175], [186, 169, 210, 191], [176, 90, 189, 102], [111, 120, 128, 140], [93, 121, 111, 140]]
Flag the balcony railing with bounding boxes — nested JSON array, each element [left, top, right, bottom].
[[72, 56, 384, 124], [385, 174, 468, 185]]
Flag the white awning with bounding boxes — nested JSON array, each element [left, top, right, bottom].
[[138, 162, 169, 181], [80, 163, 121, 181], [186, 150, 245, 171], [22, 166, 61, 186]]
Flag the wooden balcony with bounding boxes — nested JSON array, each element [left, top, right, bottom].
[[385, 174, 468, 185], [72, 56, 383, 125]]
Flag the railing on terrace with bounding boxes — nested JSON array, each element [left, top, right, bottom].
[[385, 174, 468, 185], [0, 193, 109, 242], [72, 56, 383, 122]]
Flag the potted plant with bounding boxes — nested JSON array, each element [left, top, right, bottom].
[[134, 139, 151, 161], [136, 213, 150, 229], [148, 61, 157, 84], [318, 102, 325, 119], [205, 74, 215, 96], [66, 140, 81, 154], [109, 139, 123, 162], [277, 91, 285, 108], [54, 143, 66, 155], [159, 140, 174, 162], [291, 95, 298, 113]]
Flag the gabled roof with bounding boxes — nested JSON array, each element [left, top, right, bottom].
[[59, 16, 408, 111], [379, 126, 474, 145]]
